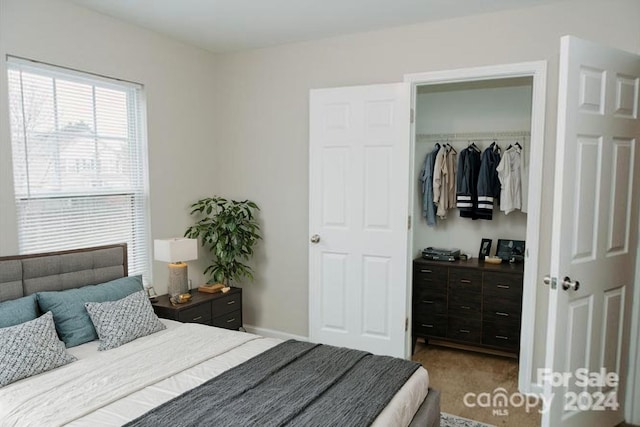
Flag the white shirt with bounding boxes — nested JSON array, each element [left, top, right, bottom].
[[496, 146, 522, 215]]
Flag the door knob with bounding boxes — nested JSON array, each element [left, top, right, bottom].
[[310, 234, 321, 244], [562, 276, 580, 291]]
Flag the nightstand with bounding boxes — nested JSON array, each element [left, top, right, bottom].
[[151, 287, 243, 331]]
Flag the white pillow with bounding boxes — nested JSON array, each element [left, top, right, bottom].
[[0, 311, 76, 387], [85, 290, 166, 351]]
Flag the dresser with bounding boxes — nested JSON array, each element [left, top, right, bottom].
[[412, 258, 523, 355], [152, 287, 243, 330]]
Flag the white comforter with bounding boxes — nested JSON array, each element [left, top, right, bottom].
[[0, 321, 429, 427]]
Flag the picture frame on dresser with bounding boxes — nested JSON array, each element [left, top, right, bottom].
[[478, 238, 492, 261], [496, 239, 525, 262]]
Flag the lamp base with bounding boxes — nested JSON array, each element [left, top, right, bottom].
[[168, 262, 189, 297]]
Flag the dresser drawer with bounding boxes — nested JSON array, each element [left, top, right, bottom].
[[448, 291, 481, 318], [414, 308, 445, 325], [483, 272, 523, 299], [177, 303, 211, 324], [413, 315, 446, 338], [413, 264, 448, 290], [482, 321, 520, 350], [483, 299, 521, 324], [212, 292, 242, 317], [414, 284, 447, 300], [211, 310, 242, 330], [449, 269, 482, 294], [414, 291, 447, 315], [447, 316, 481, 343]]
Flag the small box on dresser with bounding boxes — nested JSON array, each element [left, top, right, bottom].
[[152, 287, 243, 331], [412, 258, 523, 356]]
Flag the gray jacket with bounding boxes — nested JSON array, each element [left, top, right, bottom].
[[419, 144, 441, 226]]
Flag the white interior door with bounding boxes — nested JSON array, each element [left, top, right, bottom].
[[309, 83, 411, 358], [543, 36, 640, 427]]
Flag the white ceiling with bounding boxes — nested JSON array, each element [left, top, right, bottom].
[[69, 0, 569, 53]]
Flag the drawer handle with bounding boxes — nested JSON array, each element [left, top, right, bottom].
[[496, 312, 509, 317], [421, 324, 434, 328], [495, 335, 509, 340], [497, 284, 510, 289], [422, 300, 434, 304], [421, 269, 433, 273], [459, 329, 470, 334], [226, 318, 236, 323], [461, 305, 471, 310], [460, 279, 471, 284], [227, 300, 236, 305], [192, 316, 203, 321]]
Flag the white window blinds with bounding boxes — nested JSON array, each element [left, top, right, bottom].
[[7, 57, 151, 279]]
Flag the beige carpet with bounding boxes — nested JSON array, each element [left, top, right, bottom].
[[412, 343, 640, 427], [412, 342, 541, 427]]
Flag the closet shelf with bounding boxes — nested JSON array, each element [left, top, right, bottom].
[[416, 130, 530, 142]]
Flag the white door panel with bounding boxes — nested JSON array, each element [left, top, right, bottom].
[[543, 36, 640, 427], [309, 83, 410, 357]]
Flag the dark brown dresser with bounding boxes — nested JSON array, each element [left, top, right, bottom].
[[412, 257, 523, 356], [152, 287, 243, 331]]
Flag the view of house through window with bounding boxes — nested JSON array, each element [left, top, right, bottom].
[[6, 57, 151, 279]]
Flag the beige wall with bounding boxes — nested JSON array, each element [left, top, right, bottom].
[[0, 0, 219, 289], [212, 0, 640, 382]]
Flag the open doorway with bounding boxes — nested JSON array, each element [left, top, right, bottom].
[[405, 63, 547, 425]]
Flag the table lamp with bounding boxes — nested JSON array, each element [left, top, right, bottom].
[[154, 238, 198, 297]]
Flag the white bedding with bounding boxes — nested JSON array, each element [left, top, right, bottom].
[[0, 320, 429, 427]]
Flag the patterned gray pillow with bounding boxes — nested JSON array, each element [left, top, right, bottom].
[[0, 311, 77, 387], [85, 290, 166, 351]]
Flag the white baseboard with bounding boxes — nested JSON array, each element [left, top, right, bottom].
[[243, 324, 309, 342]]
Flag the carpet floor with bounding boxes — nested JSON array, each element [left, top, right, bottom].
[[441, 412, 496, 426], [412, 342, 541, 427], [413, 342, 640, 427]]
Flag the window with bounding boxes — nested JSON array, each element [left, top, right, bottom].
[[7, 57, 151, 279]]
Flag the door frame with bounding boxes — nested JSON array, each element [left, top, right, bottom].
[[404, 61, 547, 394]]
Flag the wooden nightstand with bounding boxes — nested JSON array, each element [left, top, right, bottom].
[[151, 287, 243, 331]]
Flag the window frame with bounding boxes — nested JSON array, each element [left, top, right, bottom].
[[6, 56, 152, 281]]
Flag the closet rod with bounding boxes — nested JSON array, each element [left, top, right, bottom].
[[416, 130, 530, 142]]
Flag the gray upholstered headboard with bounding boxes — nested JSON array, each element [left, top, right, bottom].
[[0, 243, 128, 303]]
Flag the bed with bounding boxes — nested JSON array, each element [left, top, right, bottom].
[[0, 244, 440, 426]]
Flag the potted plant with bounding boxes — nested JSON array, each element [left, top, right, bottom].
[[185, 196, 261, 286]]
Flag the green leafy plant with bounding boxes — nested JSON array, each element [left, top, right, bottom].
[[185, 196, 261, 285]]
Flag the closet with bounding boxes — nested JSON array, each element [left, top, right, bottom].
[[411, 77, 533, 357]]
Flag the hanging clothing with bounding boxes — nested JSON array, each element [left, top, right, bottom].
[[476, 143, 501, 220], [432, 145, 448, 219], [434, 146, 458, 218], [445, 148, 458, 210], [419, 144, 441, 226], [520, 141, 529, 213], [496, 145, 522, 215], [456, 145, 481, 219]]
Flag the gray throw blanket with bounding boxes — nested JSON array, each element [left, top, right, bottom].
[[126, 340, 421, 427]]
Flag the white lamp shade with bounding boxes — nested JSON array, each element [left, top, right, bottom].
[[154, 238, 198, 263]]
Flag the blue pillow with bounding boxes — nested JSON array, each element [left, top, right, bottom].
[[36, 275, 143, 348], [0, 295, 38, 328]]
